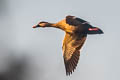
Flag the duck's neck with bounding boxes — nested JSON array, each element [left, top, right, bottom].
[[47, 23, 65, 31]]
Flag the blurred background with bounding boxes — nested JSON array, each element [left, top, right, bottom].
[[0, 0, 120, 80]]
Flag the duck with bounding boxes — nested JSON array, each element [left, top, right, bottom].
[[33, 15, 103, 76]]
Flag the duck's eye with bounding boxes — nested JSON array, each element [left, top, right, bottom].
[[39, 23, 46, 26]]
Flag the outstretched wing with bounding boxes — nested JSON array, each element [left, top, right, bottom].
[[66, 15, 89, 26], [62, 33, 87, 75]]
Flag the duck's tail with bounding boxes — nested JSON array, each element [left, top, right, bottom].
[[87, 27, 104, 34]]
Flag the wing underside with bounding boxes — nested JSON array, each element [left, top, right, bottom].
[[62, 33, 87, 75]]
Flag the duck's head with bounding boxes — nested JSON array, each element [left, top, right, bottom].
[[33, 21, 51, 28]]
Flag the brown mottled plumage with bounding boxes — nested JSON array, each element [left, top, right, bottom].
[[33, 15, 103, 75], [63, 33, 86, 75]]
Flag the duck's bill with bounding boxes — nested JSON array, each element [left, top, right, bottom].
[[32, 25, 40, 28], [32, 25, 37, 28]]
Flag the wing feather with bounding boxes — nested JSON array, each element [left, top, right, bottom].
[[66, 15, 88, 26], [62, 33, 87, 75]]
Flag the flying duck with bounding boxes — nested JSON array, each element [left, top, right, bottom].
[[33, 15, 103, 76]]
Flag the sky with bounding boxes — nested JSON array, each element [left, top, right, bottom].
[[0, 0, 120, 80]]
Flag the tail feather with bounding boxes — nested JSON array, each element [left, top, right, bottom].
[[88, 27, 104, 34]]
